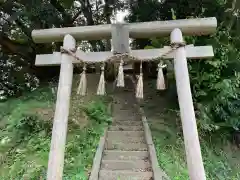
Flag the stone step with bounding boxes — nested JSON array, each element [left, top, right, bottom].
[[113, 115, 140, 121], [113, 105, 136, 110], [99, 170, 153, 180], [113, 105, 137, 114], [103, 150, 149, 161], [105, 141, 147, 151], [109, 125, 144, 131], [106, 136, 145, 144], [111, 120, 143, 126], [107, 131, 145, 138], [113, 100, 136, 105], [101, 160, 152, 172]]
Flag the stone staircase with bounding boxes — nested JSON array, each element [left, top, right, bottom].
[[98, 88, 153, 180]]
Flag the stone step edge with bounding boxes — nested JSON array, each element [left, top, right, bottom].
[[102, 150, 149, 161], [104, 150, 148, 153], [111, 120, 143, 124], [105, 142, 148, 151], [109, 126, 144, 131], [106, 136, 145, 140], [139, 107, 170, 180], [89, 129, 107, 180], [99, 169, 153, 173], [99, 170, 153, 179], [107, 130, 144, 133], [109, 124, 143, 127], [101, 159, 152, 171]]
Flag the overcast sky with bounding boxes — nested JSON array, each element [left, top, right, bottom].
[[114, 9, 129, 23]]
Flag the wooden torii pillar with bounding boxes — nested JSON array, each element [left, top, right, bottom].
[[32, 17, 217, 180]]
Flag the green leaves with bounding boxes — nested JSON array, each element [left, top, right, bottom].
[[144, 45, 155, 49], [84, 100, 112, 124], [0, 83, 111, 180], [60, 0, 75, 9], [143, 25, 240, 133]]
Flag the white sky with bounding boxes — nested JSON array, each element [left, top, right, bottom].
[[114, 10, 129, 23]]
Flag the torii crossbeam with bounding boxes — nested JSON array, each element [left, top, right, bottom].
[[32, 17, 217, 180], [35, 45, 213, 66]]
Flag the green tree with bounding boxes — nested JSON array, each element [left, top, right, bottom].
[[127, 0, 240, 133], [0, 0, 125, 98]]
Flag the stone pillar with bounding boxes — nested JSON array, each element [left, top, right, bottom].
[[171, 28, 206, 180], [47, 34, 75, 180]]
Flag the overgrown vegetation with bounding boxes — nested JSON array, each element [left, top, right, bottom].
[[0, 0, 125, 98], [151, 110, 240, 180], [1, 0, 239, 134], [143, 80, 240, 180], [191, 29, 240, 133], [127, 0, 240, 134], [153, 122, 240, 180], [0, 83, 111, 180]]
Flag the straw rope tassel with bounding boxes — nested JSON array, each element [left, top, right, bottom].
[[157, 63, 166, 90], [77, 64, 87, 96], [117, 58, 124, 87], [136, 62, 143, 99], [97, 64, 105, 95]]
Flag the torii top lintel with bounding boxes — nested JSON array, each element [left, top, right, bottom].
[[32, 17, 217, 43]]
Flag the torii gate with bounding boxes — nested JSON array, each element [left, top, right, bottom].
[[32, 17, 217, 180]]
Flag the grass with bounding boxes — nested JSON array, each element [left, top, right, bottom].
[[2, 76, 239, 180], [0, 76, 112, 180], [142, 80, 240, 180]]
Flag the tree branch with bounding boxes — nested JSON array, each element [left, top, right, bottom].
[[71, 9, 82, 23], [50, 0, 72, 26], [79, 0, 97, 50], [0, 33, 33, 60], [104, 0, 113, 24], [50, 0, 68, 17], [80, 0, 94, 25], [15, 19, 32, 40], [103, 0, 113, 50]]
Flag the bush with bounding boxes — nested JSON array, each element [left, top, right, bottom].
[[0, 53, 39, 100], [143, 28, 240, 135], [84, 99, 112, 124], [6, 113, 52, 138], [189, 28, 240, 133]]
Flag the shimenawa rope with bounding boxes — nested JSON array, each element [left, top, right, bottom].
[[60, 42, 186, 98]]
